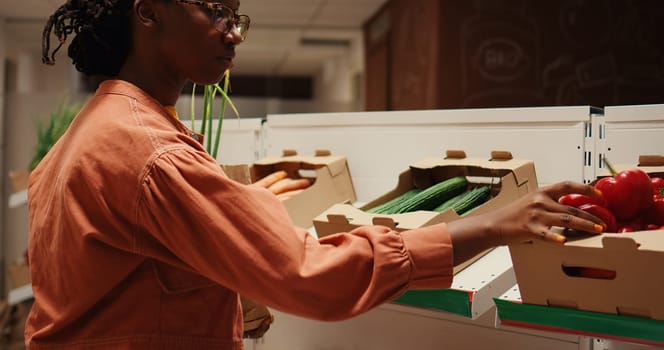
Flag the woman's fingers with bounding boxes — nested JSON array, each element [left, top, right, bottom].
[[526, 204, 604, 244], [541, 199, 604, 231], [527, 212, 599, 244], [541, 181, 601, 200], [539, 227, 567, 243], [534, 183, 606, 231], [562, 205, 606, 233], [481, 181, 607, 246], [519, 186, 606, 244]]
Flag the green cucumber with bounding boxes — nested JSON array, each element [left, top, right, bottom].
[[390, 176, 468, 214], [366, 189, 422, 214], [433, 185, 491, 215]]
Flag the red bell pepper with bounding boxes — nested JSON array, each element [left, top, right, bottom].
[[594, 168, 654, 222], [644, 198, 664, 226], [652, 177, 664, 199], [559, 193, 607, 208], [578, 267, 617, 280], [578, 203, 617, 233], [618, 226, 635, 233], [617, 216, 645, 232]]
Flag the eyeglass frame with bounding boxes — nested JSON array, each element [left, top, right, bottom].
[[175, 0, 251, 40]]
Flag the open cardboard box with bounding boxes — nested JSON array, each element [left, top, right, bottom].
[[8, 169, 30, 192], [509, 229, 664, 320], [509, 154, 664, 320], [597, 154, 664, 180], [311, 150, 539, 317], [252, 150, 357, 229], [7, 263, 31, 289], [314, 150, 538, 242]]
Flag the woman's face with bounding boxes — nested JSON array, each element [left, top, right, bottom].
[[151, 0, 244, 85]]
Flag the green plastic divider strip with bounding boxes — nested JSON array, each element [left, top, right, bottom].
[[494, 299, 664, 346], [392, 289, 472, 318]]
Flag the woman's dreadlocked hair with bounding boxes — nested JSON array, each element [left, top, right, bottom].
[[42, 0, 134, 76]]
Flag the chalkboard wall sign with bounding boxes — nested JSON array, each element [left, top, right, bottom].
[[364, 0, 664, 110]]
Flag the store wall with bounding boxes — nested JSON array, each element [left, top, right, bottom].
[[366, 0, 664, 110]]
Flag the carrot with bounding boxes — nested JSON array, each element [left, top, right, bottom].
[[268, 178, 312, 195], [253, 170, 288, 188]]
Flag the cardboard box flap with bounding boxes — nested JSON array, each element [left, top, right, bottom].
[[639, 155, 664, 167], [251, 149, 356, 229], [597, 154, 664, 178], [600, 235, 640, 252], [253, 150, 349, 178], [410, 157, 535, 187], [303, 156, 348, 177], [563, 231, 664, 251], [315, 204, 448, 232]]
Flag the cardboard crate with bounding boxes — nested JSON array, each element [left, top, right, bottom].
[[597, 154, 664, 180], [509, 155, 664, 320], [509, 229, 664, 320], [312, 150, 538, 317], [7, 263, 31, 289], [252, 150, 357, 229], [8, 170, 30, 192], [314, 150, 538, 238]]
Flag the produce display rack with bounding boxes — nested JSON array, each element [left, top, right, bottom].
[[264, 106, 598, 200], [262, 106, 596, 322], [388, 246, 516, 319], [494, 284, 664, 348]]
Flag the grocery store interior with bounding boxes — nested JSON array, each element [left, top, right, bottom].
[[1, 0, 664, 349]]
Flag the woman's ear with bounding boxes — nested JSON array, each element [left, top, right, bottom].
[[133, 0, 159, 28]]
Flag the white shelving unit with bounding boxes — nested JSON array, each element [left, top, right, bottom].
[[600, 103, 664, 171], [8, 284, 33, 306], [8, 189, 27, 208], [264, 106, 598, 203], [385, 246, 516, 320], [181, 117, 264, 164]]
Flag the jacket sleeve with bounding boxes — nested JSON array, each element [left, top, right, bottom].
[[135, 148, 454, 321]]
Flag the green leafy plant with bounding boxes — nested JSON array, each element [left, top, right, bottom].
[[29, 99, 82, 171], [190, 70, 239, 159]]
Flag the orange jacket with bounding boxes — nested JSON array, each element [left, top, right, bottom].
[[26, 80, 454, 349]]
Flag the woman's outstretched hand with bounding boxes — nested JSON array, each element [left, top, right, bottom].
[[447, 181, 606, 265]]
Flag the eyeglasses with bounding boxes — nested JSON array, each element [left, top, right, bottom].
[[175, 0, 251, 40]]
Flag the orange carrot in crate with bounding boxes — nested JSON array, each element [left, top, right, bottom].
[[268, 178, 312, 195], [253, 170, 288, 188]]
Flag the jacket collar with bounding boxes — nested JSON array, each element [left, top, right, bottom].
[[95, 79, 204, 145]]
